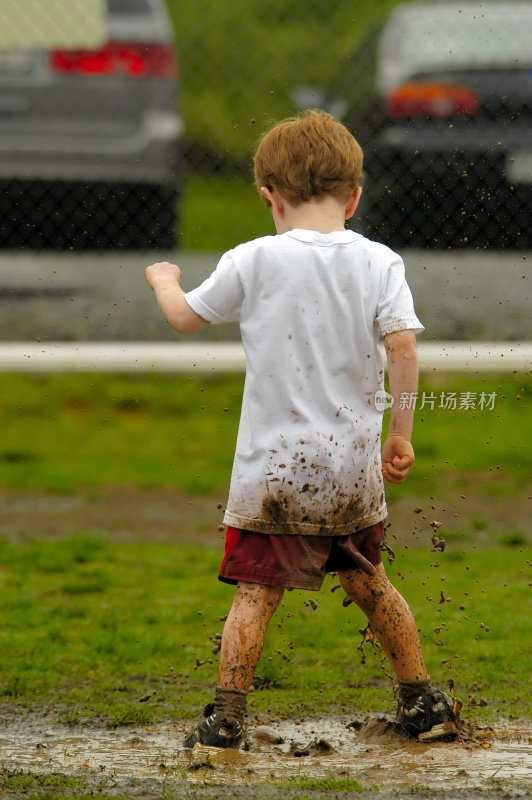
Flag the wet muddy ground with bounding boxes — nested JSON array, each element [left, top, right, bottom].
[[0, 485, 530, 797], [0, 481, 530, 550], [0, 708, 530, 799]]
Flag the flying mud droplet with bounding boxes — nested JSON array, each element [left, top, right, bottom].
[[357, 623, 376, 665], [381, 542, 395, 564], [431, 533, 446, 552]]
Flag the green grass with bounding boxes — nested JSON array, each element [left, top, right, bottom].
[[0, 535, 226, 724], [0, 767, 138, 800], [0, 767, 376, 800], [0, 535, 529, 725], [169, 0, 404, 161], [277, 774, 375, 794], [180, 174, 273, 251], [0, 372, 528, 496], [0, 372, 244, 493], [384, 372, 531, 500], [0, 371, 529, 725], [0, 771, 82, 793], [168, 0, 409, 251]]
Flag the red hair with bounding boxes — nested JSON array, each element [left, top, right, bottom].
[[254, 109, 363, 205]]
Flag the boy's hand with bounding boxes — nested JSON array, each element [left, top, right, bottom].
[[382, 434, 415, 483], [144, 260, 208, 334], [145, 261, 182, 290]]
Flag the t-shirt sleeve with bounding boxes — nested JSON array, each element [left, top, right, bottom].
[[376, 254, 424, 336], [184, 252, 244, 324]]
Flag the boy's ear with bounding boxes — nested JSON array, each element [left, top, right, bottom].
[[259, 186, 273, 208], [345, 186, 362, 220], [260, 186, 285, 217]]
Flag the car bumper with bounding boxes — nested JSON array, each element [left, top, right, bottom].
[[0, 110, 183, 184], [375, 120, 532, 188], [359, 121, 532, 248]]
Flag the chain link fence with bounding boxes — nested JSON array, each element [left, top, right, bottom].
[[0, 0, 530, 250]]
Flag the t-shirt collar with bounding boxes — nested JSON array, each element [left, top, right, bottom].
[[284, 228, 359, 245]]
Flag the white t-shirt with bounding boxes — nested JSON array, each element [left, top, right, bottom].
[[185, 228, 423, 536]]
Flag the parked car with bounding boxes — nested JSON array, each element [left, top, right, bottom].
[[0, 0, 182, 249], [349, 1, 532, 249]]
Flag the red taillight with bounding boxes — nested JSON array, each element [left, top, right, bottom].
[[51, 42, 177, 78], [386, 82, 480, 119]]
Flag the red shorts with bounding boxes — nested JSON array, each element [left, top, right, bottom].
[[218, 521, 385, 591]]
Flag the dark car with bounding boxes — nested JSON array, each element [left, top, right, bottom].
[[351, 1, 532, 249], [0, 0, 182, 249]]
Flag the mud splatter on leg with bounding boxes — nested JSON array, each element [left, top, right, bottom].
[[339, 563, 427, 682], [218, 581, 284, 691]]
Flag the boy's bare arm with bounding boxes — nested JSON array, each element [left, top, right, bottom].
[[382, 329, 419, 484], [145, 261, 209, 334]]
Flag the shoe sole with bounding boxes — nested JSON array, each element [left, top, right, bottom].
[[417, 721, 458, 742]]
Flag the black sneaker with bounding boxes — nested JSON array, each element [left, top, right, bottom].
[[397, 690, 457, 741], [183, 702, 243, 749]]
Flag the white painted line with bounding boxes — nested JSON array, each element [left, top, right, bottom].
[[0, 341, 530, 373]]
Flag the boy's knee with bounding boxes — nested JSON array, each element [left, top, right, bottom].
[[261, 584, 285, 611], [339, 562, 389, 602], [236, 581, 284, 612]]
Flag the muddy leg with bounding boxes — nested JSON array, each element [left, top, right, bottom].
[[339, 563, 427, 681], [218, 581, 284, 691]]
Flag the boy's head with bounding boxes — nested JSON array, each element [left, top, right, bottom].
[[254, 109, 363, 207]]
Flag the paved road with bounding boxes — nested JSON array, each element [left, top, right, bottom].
[[0, 248, 529, 342]]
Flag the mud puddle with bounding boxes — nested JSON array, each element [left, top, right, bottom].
[[0, 713, 530, 794]]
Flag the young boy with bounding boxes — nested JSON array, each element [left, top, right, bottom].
[[145, 110, 456, 749]]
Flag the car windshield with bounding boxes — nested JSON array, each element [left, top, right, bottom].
[[379, 3, 532, 90]]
